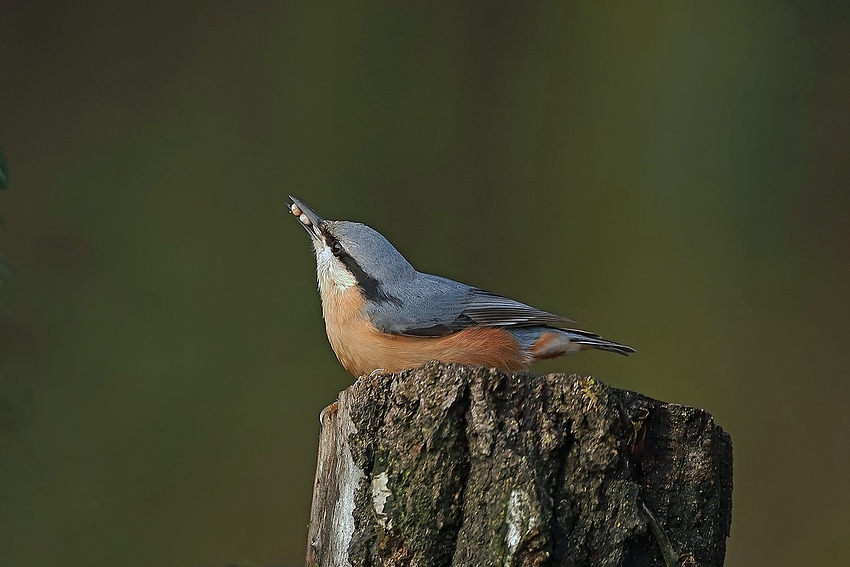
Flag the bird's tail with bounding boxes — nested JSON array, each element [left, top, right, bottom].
[[562, 329, 635, 356], [512, 327, 635, 360]]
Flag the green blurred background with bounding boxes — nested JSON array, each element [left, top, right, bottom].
[[1, 1, 848, 565]]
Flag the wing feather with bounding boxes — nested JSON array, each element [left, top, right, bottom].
[[365, 273, 576, 336], [460, 289, 576, 328]]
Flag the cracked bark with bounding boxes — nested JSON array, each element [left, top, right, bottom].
[[306, 362, 732, 567]]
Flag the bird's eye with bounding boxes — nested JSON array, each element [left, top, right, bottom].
[[330, 241, 344, 256]]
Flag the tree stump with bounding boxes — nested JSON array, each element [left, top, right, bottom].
[[306, 362, 732, 567]]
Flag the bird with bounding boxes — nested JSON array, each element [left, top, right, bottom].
[[288, 196, 634, 378]]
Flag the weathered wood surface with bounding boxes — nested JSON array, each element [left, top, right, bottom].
[[306, 362, 732, 567]]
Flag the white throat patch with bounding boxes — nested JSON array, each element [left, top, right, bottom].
[[314, 242, 357, 292]]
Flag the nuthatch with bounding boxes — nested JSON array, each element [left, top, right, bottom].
[[288, 196, 634, 377]]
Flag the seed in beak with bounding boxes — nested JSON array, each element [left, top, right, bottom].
[[299, 213, 311, 226], [290, 203, 303, 217]]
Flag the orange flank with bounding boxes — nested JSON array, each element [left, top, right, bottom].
[[319, 284, 528, 377]]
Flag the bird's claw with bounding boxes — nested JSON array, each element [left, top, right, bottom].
[[319, 401, 339, 426]]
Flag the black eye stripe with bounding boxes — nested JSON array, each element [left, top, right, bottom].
[[323, 231, 345, 257], [327, 244, 402, 305], [321, 229, 400, 305]]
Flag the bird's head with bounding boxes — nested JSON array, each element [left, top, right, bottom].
[[288, 196, 414, 302]]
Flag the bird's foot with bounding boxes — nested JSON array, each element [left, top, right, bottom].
[[319, 401, 339, 426]]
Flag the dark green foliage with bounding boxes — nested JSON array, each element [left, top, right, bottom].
[[0, 149, 7, 289], [0, 149, 7, 190]]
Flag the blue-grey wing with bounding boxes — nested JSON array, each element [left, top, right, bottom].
[[365, 273, 575, 336], [460, 288, 577, 328]]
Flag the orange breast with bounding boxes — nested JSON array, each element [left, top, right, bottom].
[[321, 287, 530, 377]]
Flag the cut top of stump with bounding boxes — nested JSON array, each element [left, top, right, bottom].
[[306, 362, 732, 567]]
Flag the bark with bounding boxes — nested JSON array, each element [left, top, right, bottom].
[[306, 362, 732, 567]]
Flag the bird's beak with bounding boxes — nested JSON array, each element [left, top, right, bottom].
[[287, 196, 325, 241]]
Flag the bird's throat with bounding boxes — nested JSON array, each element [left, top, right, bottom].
[[314, 244, 357, 291]]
